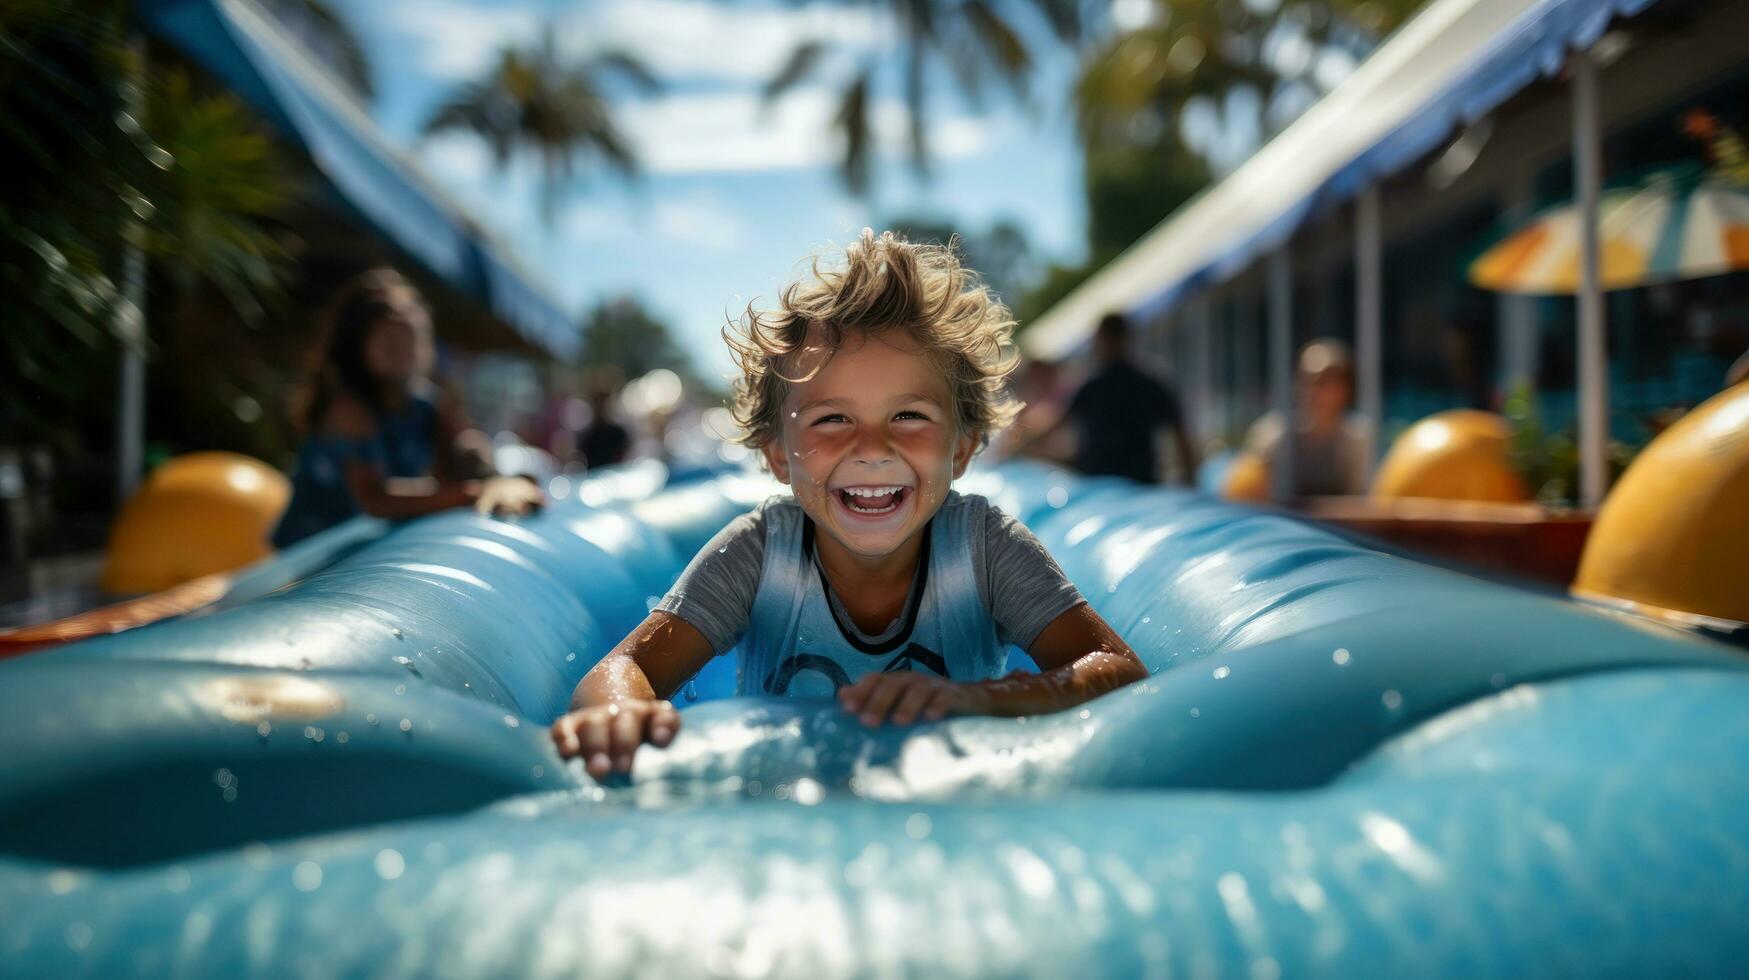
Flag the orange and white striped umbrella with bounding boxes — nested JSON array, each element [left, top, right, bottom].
[[1470, 170, 1749, 294]]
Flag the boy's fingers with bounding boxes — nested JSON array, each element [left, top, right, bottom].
[[579, 713, 612, 777], [891, 683, 939, 726], [609, 704, 644, 772], [838, 678, 871, 712], [648, 701, 681, 746], [922, 688, 958, 721], [550, 716, 582, 757], [858, 675, 912, 726]]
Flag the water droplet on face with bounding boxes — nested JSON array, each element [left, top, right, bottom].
[[681, 679, 700, 703], [1332, 648, 1351, 666]]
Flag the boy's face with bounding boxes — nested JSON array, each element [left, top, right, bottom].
[[762, 330, 977, 561]]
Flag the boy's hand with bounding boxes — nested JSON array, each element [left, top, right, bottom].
[[838, 674, 988, 727], [549, 699, 681, 779]]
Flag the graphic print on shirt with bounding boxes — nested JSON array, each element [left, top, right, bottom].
[[763, 642, 950, 696]]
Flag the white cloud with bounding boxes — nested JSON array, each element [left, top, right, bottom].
[[420, 130, 493, 185], [569, 0, 893, 82], [562, 191, 751, 251], [380, 3, 541, 79], [382, 0, 890, 84], [619, 88, 1005, 176]]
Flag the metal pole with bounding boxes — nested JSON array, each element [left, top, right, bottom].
[[1268, 248, 1295, 501], [1497, 167, 1539, 394], [117, 34, 148, 505], [1572, 49, 1608, 508], [1355, 186, 1383, 480], [1190, 294, 1213, 452]]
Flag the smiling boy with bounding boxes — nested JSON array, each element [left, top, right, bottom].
[[551, 230, 1148, 779]]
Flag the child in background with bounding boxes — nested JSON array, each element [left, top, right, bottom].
[[273, 268, 540, 546], [551, 231, 1148, 779]]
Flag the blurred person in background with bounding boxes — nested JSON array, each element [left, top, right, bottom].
[[576, 370, 632, 470], [273, 269, 541, 546], [1243, 338, 1374, 498], [993, 357, 1075, 462], [1048, 313, 1197, 484]]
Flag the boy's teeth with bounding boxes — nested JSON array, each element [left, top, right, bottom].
[[839, 486, 904, 513]]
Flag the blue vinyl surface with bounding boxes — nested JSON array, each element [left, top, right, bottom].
[[1, 462, 1745, 977]]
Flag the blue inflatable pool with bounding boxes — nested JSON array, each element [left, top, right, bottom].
[[2, 462, 1746, 977]]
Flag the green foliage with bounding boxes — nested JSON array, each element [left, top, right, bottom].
[[879, 214, 1038, 307], [1084, 135, 1211, 260], [1076, 0, 1426, 165], [0, 0, 295, 453], [577, 296, 694, 382], [1501, 381, 1638, 508]]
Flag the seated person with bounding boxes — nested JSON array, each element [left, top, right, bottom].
[[551, 231, 1149, 779], [273, 268, 539, 547], [1242, 338, 1375, 499]]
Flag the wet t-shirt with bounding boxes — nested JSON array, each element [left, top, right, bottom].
[[655, 492, 1085, 658]]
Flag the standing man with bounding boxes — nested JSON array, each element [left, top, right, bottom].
[[1061, 313, 1197, 484]]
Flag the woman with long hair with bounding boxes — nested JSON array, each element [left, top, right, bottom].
[[272, 268, 539, 546]]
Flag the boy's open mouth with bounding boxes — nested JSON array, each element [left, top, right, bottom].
[[834, 484, 910, 516]]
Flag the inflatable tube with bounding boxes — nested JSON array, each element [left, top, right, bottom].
[[2, 464, 1747, 977]]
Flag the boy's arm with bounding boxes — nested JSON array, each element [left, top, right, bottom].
[[984, 603, 1149, 714], [839, 604, 1148, 726], [551, 611, 716, 777]]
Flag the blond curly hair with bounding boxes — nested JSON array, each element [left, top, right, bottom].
[[725, 229, 1021, 448]]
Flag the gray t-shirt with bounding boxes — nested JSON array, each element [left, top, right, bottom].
[[656, 492, 1085, 655]]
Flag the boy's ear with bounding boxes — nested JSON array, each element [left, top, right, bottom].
[[950, 429, 979, 479], [761, 440, 793, 484]]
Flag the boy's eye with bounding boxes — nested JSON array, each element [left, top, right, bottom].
[[811, 413, 849, 426], [893, 410, 930, 422]]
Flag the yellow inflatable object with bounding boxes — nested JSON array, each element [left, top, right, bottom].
[[1222, 451, 1273, 503], [102, 452, 290, 595], [1574, 382, 1749, 628], [1371, 410, 1530, 503]]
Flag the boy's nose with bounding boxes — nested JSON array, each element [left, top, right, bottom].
[[851, 427, 895, 464]]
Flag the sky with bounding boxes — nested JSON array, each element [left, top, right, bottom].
[[329, 0, 1094, 383]]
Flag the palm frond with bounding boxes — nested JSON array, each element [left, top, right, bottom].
[[835, 69, 872, 195], [762, 40, 826, 102]]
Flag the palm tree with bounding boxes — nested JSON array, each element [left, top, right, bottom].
[[422, 33, 658, 222], [763, 0, 1086, 195], [1075, 0, 1426, 166]]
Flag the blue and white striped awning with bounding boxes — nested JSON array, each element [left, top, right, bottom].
[[1023, 0, 1660, 360], [138, 0, 578, 360]]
